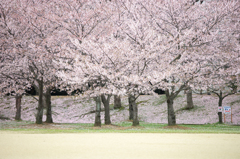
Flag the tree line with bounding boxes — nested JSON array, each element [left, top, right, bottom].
[[0, 0, 239, 126]]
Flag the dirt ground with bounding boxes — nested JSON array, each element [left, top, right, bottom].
[[0, 132, 239, 159]]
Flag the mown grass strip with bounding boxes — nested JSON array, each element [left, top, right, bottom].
[[0, 122, 239, 134]]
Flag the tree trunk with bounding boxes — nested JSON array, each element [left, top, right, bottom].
[[114, 95, 122, 109], [165, 90, 176, 126], [36, 80, 44, 124], [186, 88, 194, 109], [15, 94, 22, 121], [129, 95, 139, 126], [218, 91, 223, 124], [94, 96, 101, 127], [184, 89, 187, 94], [232, 86, 237, 93], [167, 98, 176, 126], [45, 88, 53, 123], [128, 96, 133, 120], [101, 94, 111, 125]]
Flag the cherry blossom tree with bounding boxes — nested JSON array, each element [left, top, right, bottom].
[[189, 0, 240, 123], [48, 0, 119, 126], [0, 0, 63, 124], [193, 60, 239, 123], [55, 0, 239, 127], [24, 0, 64, 124], [1, 0, 238, 127], [192, 18, 240, 123], [137, 0, 239, 125], [0, 0, 32, 120]]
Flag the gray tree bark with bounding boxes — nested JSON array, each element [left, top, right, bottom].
[[101, 94, 111, 125], [36, 79, 44, 124], [165, 85, 185, 126], [114, 95, 121, 109], [128, 96, 133, 120], [186, 87, 194, 109], [165, 89, 176, 126], [167, 99, 176, 125], [44, 87, 53, 123], [94, 96, 101, 127], [129, 95, 139, 126], [218, 91, 223, 124], [15, 94, 22, 121]]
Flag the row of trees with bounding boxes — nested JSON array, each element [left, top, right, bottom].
[[0, 0, 239, 126]]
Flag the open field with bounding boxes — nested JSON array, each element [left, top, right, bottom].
[[0, 132, 240, 159]]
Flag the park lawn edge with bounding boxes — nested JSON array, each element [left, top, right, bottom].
[[0, 122, 239, 134], [0, 129, 239, 134]]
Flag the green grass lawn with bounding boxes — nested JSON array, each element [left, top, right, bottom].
[[0, 121, 239, 134]]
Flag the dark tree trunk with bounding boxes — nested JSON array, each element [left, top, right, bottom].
[[218, 112, 223, 124], [36, 80, 44, 124], [15, 94, 22, 121], [128, 96, 134, 120], [101, 94, 111, 125], [218, 91, 223, 124], [45, 88, 53, 123], [167, 98, 176, 126], [165, 89, 176, 126], [186, 87, 194, 109], [164, 85, 185, 126], [94, 96, 101, 127], [129, 95, 139, 126], [114, 95, 122, 109]]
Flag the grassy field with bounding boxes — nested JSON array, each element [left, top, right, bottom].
[[1, 95, 240, 159], [1, 133, 240, 159], [1, 122, 240, 159], [1, 121, 240, 134]]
